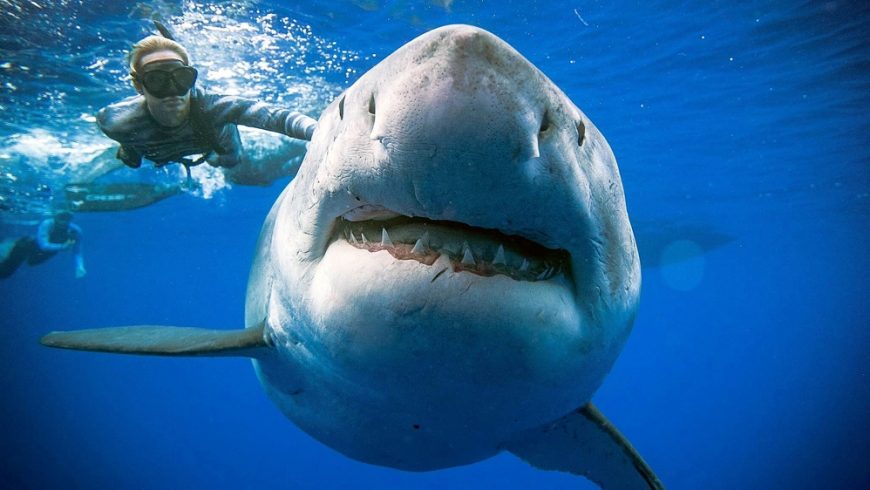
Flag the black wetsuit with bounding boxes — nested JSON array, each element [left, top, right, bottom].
[[96, 87, 316, 168]]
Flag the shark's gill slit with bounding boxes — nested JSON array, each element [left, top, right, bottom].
[[577, 120, 586, 146], [333, 215, 570, 282], [338, 95, 345, 120], [368, 94, 376, 116]]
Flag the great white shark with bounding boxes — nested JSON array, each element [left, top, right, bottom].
[[42, 25, 663, 489]]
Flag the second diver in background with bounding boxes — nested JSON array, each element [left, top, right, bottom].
[[0, 212, 86, 279]]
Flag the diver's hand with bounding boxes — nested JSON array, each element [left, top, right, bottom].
[[75, 264, 87, 278], [117, 146, 142, 168]]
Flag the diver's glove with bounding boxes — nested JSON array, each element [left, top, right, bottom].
[[116, 146, 142, 168]]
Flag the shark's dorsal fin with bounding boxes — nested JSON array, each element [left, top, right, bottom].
[[40, 324, 270, 358], [506, 403, 664, 489]]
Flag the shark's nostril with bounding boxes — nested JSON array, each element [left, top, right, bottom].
[[368, 94, 376, 116], [338, 95, 345, 120], [539, 110, 551, 133]]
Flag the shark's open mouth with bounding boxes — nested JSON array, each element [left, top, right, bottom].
[[331, 212, 570, 282]]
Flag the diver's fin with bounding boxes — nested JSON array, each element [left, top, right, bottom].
[[505, 403, 664, 489], [41, 324, 270, 358], [65, 182, 181, 212]]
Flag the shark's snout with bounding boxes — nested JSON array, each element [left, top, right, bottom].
[[291, 26, 615, 284], [364, 25, 559, 166]]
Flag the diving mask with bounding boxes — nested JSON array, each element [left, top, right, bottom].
[[135, 60, 198, 98]]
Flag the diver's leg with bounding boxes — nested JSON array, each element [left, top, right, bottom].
[[0, 237, 36, 277]]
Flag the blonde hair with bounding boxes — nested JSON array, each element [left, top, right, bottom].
[[128, 35, 191, 74]]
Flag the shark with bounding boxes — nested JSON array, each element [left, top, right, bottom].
[[42, 25, 662, 489]]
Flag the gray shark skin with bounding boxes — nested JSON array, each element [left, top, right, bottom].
[[42, 25, 662, 489]]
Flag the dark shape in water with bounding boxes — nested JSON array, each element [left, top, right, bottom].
[[64, 182, 181, 212], [635, 221, 733, 267]]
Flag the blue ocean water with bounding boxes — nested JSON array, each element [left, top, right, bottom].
[[0, 0, 867, 488]]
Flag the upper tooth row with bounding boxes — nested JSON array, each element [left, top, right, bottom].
[[350, 228, 540, 272]]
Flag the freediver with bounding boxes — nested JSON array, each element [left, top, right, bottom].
[[96, 34, 317, 173]]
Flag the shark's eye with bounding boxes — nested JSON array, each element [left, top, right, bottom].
[[577, 120, 586, 147], [368, 94, 376, 115], [338, 95, 345, 120]]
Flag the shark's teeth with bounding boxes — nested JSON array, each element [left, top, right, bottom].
[[461, 243, 475, 266], [411, 237, 426, 254], [336, 218, 569, 282], [493, 245, 506, 265]]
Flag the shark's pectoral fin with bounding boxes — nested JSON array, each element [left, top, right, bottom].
[[40, 324, 271, 358], [505, 403, 663, 489]]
